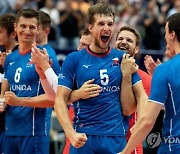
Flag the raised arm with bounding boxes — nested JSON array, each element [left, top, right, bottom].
[[31, 45, 101, 103], [120, 54, 138, 115]]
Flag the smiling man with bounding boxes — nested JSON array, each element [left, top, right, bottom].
[[1, 9, 60, 154], [115, 26, 152, 154], [119, 12, 180, 154]]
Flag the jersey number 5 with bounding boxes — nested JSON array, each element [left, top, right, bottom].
[[100, 69, 109, 85]]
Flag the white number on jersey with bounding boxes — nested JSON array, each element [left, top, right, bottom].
[[100, 69, 109, 85], [14, 67, 22, 83]]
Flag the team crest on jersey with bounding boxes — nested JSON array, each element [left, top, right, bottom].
[[26, 59, 33, 67], [112, 57, 120, 67]]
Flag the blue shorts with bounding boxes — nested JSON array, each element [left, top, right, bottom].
[[0, 130, 7, 154], [158, 143, 180, 154], [70, 135, 126, 154], [5, 135, 50, 154]]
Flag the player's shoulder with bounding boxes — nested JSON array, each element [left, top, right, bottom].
[[66, 48, 86, 57], [6, 48, 19, 59], [43, 44, 57, 57], [64, 50, 80, 63], [111, 48, 126, 56]]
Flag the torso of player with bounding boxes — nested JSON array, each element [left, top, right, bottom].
[[5, 50, 41, 97], [59, 48, 140, 136]]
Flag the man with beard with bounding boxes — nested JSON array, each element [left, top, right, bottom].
[[31, 3, 147, 153], [1, 9, 60, 154], [115, 26, 165, 154], [115, 26, 151, 154], [53, 3, 147, 154], [119, 12, 180, 154]]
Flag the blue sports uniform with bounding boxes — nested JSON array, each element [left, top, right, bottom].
[[58, 47, 141, 154], [149, 54, 180, 154], [3, 45, 60, 154]]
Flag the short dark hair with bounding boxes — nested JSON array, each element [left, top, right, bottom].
[[16, 8, 39, 25], [0, 13, 16, 35], [167, 12, 180, 43], [117, 26, 141, 46], [88, 2, 115, 25], [37, 10, 51, 29]]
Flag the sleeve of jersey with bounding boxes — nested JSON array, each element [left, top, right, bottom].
[[149, 65, 168, 105], [132, 71, 141, 86], [58, 52, 77, 90]]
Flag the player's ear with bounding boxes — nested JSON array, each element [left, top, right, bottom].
[[14, 23, 17, 32], [170, 31, 175, 40], [11, 31, 17, 39], [45, 27, 50, 35], [88, 24, 93, 33], [134, 46, 139, 55]]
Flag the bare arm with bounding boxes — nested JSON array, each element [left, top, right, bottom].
[[37, 65, 101, 104], [133, 81, 148, 116], [31, 46, 101, 103], [4, 91, 54, 108], [54, 86, 87, 148], [0, 79, 9, 112], [1, 79, 10, 97], [31, 45, 58, 98], [120, 102, 162, 154], [121, 54, 138, 115], [67, 79, 101, 104]]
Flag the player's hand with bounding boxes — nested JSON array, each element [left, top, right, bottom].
[[31, 44, 51, 72], [0, 98, 6, 112], [144, 55, 161, 76], [4, 91, 21, 106], [78, 79, 101, 99], [121, 54, 138, 75], [69, 132, 88, 148]]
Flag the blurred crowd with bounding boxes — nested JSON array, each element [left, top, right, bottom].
[[0, 0, 180, 50]]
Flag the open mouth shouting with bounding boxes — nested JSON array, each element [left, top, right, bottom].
[[101, 34, 110, 43]]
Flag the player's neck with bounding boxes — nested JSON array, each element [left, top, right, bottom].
[[18, 42, 33, 54], [89, 44, 109, 54], [87, 45, 110, 55], [173, 42, 180, 54]]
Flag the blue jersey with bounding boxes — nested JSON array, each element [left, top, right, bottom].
[[58, 47, 140, 136], [4, 45, 60, 136], [149, 54, 180, 153]]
